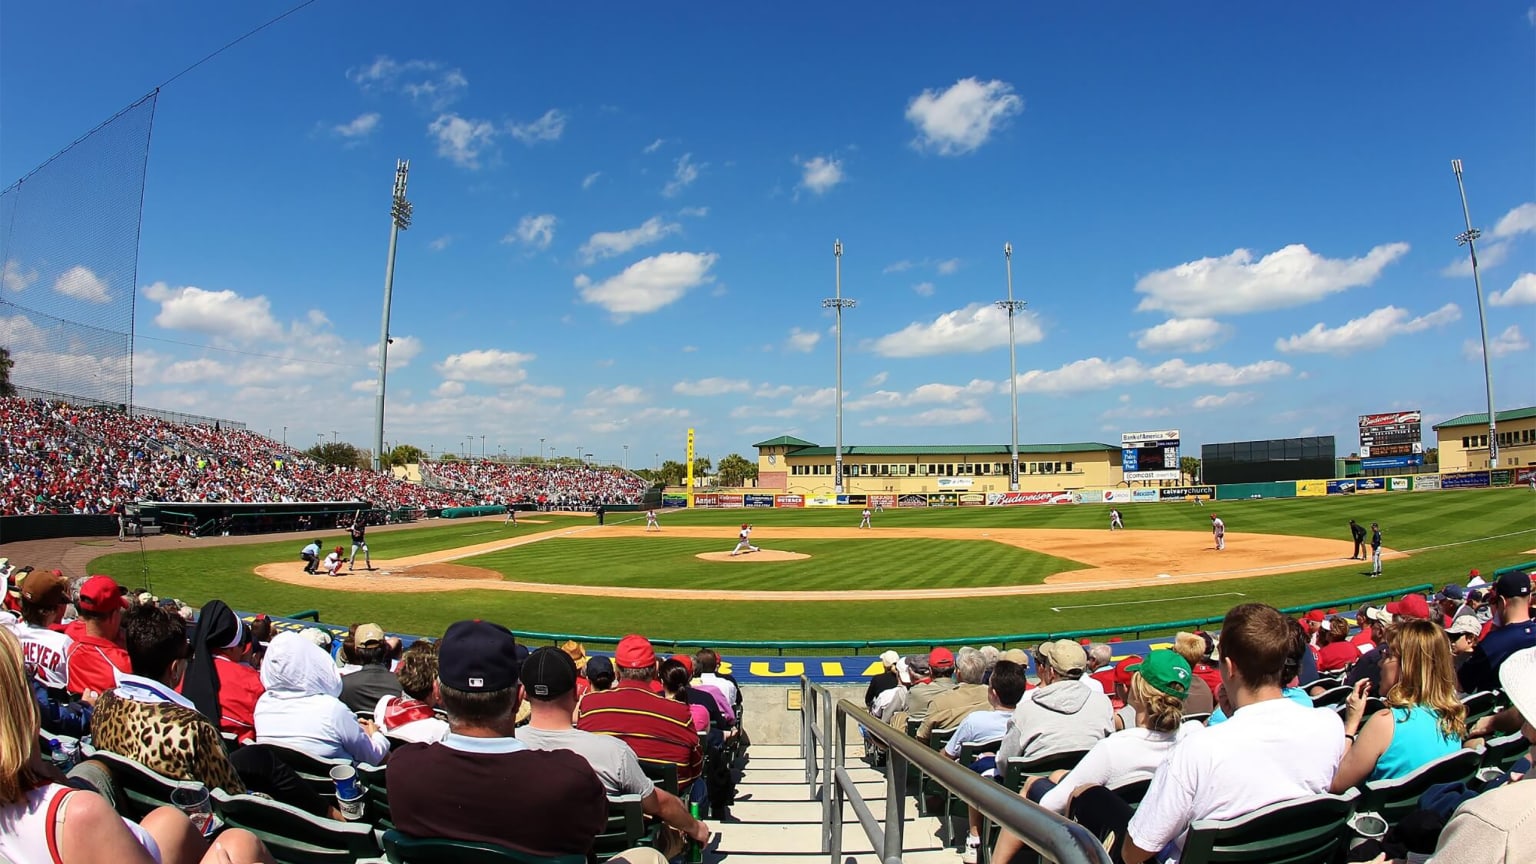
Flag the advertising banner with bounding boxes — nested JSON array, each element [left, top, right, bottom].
[[898, 494, 928, 508], [936, 477, 973, 489], [1517, 466, 1536, 486], [1441, 472, 1491, 489], [987, 491, 1069, 506], [1413, 475, 1441, 492], [1326, 479, 1357, 495], [1132, 489, 1160, 503], [806, 495, 838, 506], [693, 493, 719, 507], [959, 492, 987, 506], [1296, 479, 1328, 497], [836, 494, 868, 506], [927, 492, 960, 507], [1101, 489, 1133, 503], [1158, 486, 1215, 501], [774, 494, 804, 507], [744, 493, 775, 508], [868, 494, 898, 509], [662, 494, 689, 508], [1389, 477, 1410, 491], [1361, 454, 1423, 471], [718, 493, 744, 508], [1355, 477, 1386, 492], [1359, 410, 1423, 428]]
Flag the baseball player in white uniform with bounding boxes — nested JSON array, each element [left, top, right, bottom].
[[730, 524, 760, 556], [323, 546, 346, 576], [1210, 514, 1225, 551], [1109, 508, 1123, 530], [645, 509, 660, 531], [859, 507, 872, 529]]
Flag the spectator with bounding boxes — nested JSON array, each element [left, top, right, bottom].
[[864, 650, 900, 711], [247, 615, 273, 670], [584, 655, 615, 694], [560, 640, 594, 699], [995, 640, 1114, 765], [1076, 603, 1347, 864], [1456, 588, 1492, 625], [11, 570, 74, 699], [1435, 585, 1465, 623], [254, 632, 390, 764], [182, 600, 264, 743], [374, 641, 449, 744], [907, 648, 956, 719], [63, 575, 132, 696], [1458, 571, 1535, 695], [659, 658, 712, 732], [577, 634, 704, 797], [388, 621, 666, 861], [1178, 632, 1222, 697], [1107, 656, 1141, 727], [948, 660, 1028, 863], [1302, 609, 1326, 647], [518, 647, 709, 854], [338, 623, 403, 714], [1346, 607, 1396, 695], [1208, 618, 1317, 725], [1086, 643, 1115, 695], [1168, 633, 1216, 715], [671, 654, 734, 728], [1350, 606, 1381, 651], [1447, 615, 1482, 675], [1331, 618, 1466, 790], [1315, 617, 1359, 675], [0, 627, 276, 864], [918, 647, 990, 739]]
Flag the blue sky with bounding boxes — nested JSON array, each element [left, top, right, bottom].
[[3, 2, 1534, 467]]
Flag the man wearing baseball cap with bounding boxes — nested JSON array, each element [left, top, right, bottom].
[[388, 620, 610, 857], [338, 623, 403, 714], [864, 649, 902, 712], [1447, 614, 1482, 672], [1458, 570, 1536, 694], [919, 648, 992, 741], [576, 634, 704, 796], [64, 575, 133, 696], [907, 647, 957, 719], [520, 647, 709, 856], [995, 640, 1114, 766]]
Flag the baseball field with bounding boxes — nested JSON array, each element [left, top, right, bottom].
[[77, 487, 1536, 644]]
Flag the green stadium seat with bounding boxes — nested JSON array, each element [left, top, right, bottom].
[[637, 759, 679, 797], [1480, 732, 1529, 773], [263, 744, 355, 798], [1460, 691, 1498, 725], [1310, 685, 1352, 709], [88, 750, 204, 822], [593, 794, 660, 863], [211, 788, 382, 864], [381, 829, 584, 864], [357, 762, 391, 829], [1000, 750, 1088, 793], [1358, 747, 1482, 827], [1180, 789, 1359, 864]]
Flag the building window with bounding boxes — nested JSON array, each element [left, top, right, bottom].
[[1463, 437, 1470, 448], [1065, 462, 1073, 472], [879, 464, 890, 476]]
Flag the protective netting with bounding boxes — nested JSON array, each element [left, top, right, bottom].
[[0, 92, 157, 407]]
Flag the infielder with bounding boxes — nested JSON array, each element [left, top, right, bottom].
[[348, 520, 372, 571], [1210, 514, 1225, 551], [505, 503, 517, 525], [1370, 522, 1383, 577], [645, 509, 661, 531], [730, 524, 760, 556], [1109, 508, 1124, 531], [859, 507, 872, 529]]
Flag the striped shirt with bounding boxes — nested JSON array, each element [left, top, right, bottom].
[[575, 679, 702, 789]]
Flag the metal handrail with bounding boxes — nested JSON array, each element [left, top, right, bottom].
[[800, 677, 1110, 864]]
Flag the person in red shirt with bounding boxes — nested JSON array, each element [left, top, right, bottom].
[[576, 634, 704, 796], [1315, 618, 1359, 674], [181, 600, 265, 743], [64, 575, 133, 695], [1175, 632, 1223, 698]]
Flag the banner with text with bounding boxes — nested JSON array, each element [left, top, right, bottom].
[[1441, 472, 1491, 490], [868, 494, 898, 509], [1132, 489, 1160, 503], [774, 494, 804, 508], [744, 493, 775, 508], [1297, 479, 1329, 497], [1158, 485, 1215, 501], [987, 491, 1070, 506], [1413, 476, 1441, 492]]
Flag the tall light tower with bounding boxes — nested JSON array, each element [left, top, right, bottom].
[[372, 160, 412, 472], [996, 243, 1026, 491], [1451, 159, 1497, 486], [822, 239, 856, 494]]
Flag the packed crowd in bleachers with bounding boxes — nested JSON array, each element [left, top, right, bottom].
[[2, 545, 1532, 862], [0, 397, 649, 518]]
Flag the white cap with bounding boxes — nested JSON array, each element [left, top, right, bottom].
[[1498, 646, 1536, 721], [1446, 615, 1482, 638], [299, 627, 333, 649], [879, 649, 900, 668]]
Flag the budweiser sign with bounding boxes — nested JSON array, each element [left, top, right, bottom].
[[1359, 411, 1421, 428]]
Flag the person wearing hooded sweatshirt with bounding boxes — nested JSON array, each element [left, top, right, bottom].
[[254, 632, 390, 765], [995, 639, 1114, 765], [182, 600, 264, 744]]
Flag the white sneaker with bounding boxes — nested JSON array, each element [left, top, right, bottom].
[[961, 837, 979, 864]]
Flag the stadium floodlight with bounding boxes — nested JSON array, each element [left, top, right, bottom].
[[373, 160, 413, 472], [996, 243, 1027, 492], [822, 239, 857, 495], [1451, 159, 1497, 487]]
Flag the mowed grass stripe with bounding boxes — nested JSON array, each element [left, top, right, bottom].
[[470, 538, 1085, 591]]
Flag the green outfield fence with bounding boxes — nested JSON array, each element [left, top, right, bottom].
[[284, 581, 1466, 656]]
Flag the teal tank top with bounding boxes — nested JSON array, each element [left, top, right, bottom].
[[1369, 705, 1461, 782]]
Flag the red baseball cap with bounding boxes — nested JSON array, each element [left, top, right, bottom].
[[1304, 609, 1326, 623], [1113, 654, 1143, 686], [615, 634, 657, 669], [928, 647, 955, 670], [670, 653, 695, 676], [1385, 594, 1431, 621], [78, 575, 130, 614]]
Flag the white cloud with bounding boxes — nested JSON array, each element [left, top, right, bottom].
[[681, 345, 698, 353], [1275, 303, 1461, 355], [912, 281, 935, 297], [1442, 241, 1511, 277], [679, 206, 708, 218], [935, 258, 961, 276], [429, 113, 497, 169], [350, 379, 375, 393], [432, 380, 465, 397], [1136, 318, 1231, 353], [905, 77, 1023, 156], [849, 379, 997, 410], [1493, 202, 1536, 237], [662, 153, 701, 197], [582, 171, 602, 190], [673, 377, 750, 397], [1465, 325, 1530, 359], [883, 260, 914, 274], [785, 327, 820, 352], [428, 235, 452, 252], [866, 371, 888, 387], [1146, 358, 1292, 388], [159, 358, 233, 384], [754, 384, 794, 399], [643, 138, 665, 154], [865, 404, 992, 427], [798, 156, 844, 195], [508, 109, 567, 145], [332, 113, 380, 140], [792, 387, 836, 409], [2, 259, 37, 292], [142, 282, 282, 342], [869, 303, 1043, 358], [1192, 392, 1256, 410], [53, 266, 111, 303], [504, 214, 557, 250], [436, 348, 535, 385], [579, 216, 680, 262], [1013, 357, 1291, 394], [1134, 242, 1410, 317], [372, 334, 422, 371], [347, 56, 466, 110], [587, 385, 645, 404], [575, 251, 718, 318], [1490, 273, 1536, 306]]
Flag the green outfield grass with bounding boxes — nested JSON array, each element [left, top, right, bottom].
[[84, 488, 1536, 644]]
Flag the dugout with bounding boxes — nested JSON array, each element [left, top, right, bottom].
[[1202, 436, 1336, 485], [134, 501, 434, 538]]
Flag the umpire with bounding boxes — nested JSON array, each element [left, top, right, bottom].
[[1349, 519, 1367, 559]]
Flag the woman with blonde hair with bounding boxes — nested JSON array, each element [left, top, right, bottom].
[[0, 627, 274, 864], [1331, 618, 1467, 790]]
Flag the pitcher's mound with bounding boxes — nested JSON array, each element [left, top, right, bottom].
[[695, 550, 811, 563]]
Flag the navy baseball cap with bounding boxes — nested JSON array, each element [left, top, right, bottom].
[[438, 620, 520, 692], [1495, 571, 1532, 599], [1439, 585, 1465, 601]]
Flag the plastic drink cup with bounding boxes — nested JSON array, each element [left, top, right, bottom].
[[1350, 812, 1388, 840], [170, 785, 215, 837], [329, 764, 360, 799]]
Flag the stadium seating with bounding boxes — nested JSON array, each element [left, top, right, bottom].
[[1001, 750, 1089, 793], [1358, 747, 1482, 827], [381, 830, 584, 864], [1179, 790, 1359, 864], [88, 749, 204, 822], [593, 795, 659, 863], [212, 788, 382, 864]]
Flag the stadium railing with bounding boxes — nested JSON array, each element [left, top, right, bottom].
[[799, 676, 1110, 864]]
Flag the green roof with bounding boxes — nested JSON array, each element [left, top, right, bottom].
[[1432, 406, 1536, 430], [783, 443, 1119, 457], [752, 435, 818, 448]]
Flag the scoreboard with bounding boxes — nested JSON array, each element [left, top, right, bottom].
[[1359, 411, 1423, 458], [1122, 429, 1181, 482]]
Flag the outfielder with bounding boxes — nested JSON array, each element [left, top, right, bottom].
[[1210, 514, 1225, 551], [645, 509, 661, 531], [859, 507, 872, 529], [1370, 522, 1383, 577], [348, 519, 372, 571], [1109, 508, 1123, 531], [730, 524, 760, 556]]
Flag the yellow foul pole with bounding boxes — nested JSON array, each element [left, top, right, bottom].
[[685, 427, 696, 508]]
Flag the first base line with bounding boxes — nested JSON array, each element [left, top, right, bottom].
[[1051, 592, 1247, 612]]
